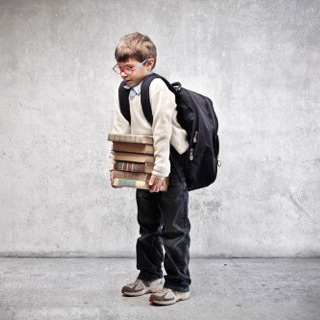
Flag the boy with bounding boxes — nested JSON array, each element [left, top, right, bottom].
[[109, 32, 191, 305]]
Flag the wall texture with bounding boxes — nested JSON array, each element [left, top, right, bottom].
[[0, 0, 319, 257]]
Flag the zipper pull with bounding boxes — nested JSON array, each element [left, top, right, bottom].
[[189, 148, 194, 160], [193, 131, 198, 143]]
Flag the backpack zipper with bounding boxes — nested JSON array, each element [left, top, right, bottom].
[[189, 148, 194, 160], [189, 131, 198, 160], [193, 130, 198, 143]]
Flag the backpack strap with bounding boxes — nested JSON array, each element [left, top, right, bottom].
[[118, 80, 131, 124], [140, 73, 173, 123], [140, 72, 179, 123]]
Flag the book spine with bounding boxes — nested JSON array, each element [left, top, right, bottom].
[[114, 152, 154, 163], [113, 170, 150, 181], [113, 178, 168, 191], [112, 142, 154, 155], [114, 162, 145, 172], [113, 178, 148, 189], [108, 134, 153, 144]]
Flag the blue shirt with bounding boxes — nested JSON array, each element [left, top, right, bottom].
[[123, 70, 154, 100]]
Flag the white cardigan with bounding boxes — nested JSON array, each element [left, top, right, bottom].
[[109, 78, 189, 179]]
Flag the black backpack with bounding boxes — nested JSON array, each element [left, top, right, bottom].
[[118, 73, 220, 191]]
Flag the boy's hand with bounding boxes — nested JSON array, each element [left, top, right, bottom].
[[148, 175, 164, 193], [110, 170, 123, 188]]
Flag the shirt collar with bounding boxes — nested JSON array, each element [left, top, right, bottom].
[[123, 70, 154, 97]]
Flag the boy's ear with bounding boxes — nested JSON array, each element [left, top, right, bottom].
[[146, 58, 155, 71]]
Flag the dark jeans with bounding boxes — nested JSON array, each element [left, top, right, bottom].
[[135, 158, 191, 292]]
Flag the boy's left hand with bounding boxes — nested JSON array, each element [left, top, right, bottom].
[[148, 175, 164, 193]]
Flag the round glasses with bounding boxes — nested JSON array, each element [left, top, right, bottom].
[[113, 59, 148, 75]]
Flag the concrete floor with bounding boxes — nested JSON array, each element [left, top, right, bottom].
[[0, 258, 319, 320]]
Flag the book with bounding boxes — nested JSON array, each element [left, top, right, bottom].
[[112, 142, 154, 155], [113, 178, 169, 191], [114, 152, 155, 163], [108, 133, 153, 145], [108, 133, 169, 191], [113, 170, 151, 182], [114, 161, 154, 174]]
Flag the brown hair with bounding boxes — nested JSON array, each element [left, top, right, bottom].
[[115, 32, 157, 69]]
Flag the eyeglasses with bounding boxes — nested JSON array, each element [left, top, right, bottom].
[[113, 59, 148, 75]]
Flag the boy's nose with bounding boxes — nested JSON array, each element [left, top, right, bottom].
[[120, 71, 127, 78]]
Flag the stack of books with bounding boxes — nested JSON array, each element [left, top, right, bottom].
[[108, 133, 169, 191]]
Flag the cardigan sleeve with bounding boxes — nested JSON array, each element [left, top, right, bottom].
[[149, 79, 176, 179]]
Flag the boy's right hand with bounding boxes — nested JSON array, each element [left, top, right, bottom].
[[110, 170, 123, 188]]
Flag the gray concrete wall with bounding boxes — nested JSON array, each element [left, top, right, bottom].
[[0, 0, 319, 257]]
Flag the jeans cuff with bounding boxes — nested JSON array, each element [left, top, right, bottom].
[[164, 283, 190, 292], [138, 270, 163, 282]]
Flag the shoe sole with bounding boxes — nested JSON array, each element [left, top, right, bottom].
[[149, 292, 190, 305], [121, 287, 163, 297]]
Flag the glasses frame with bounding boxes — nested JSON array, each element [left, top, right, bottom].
[[113, 59, 148, 75]]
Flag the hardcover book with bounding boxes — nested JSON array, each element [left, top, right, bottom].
[[112, 177, 169, 191], [112, 142, 154, 155], [114, 152, 155, 163], [108, 133, 153, 145], [114, 161, 154, 174], [113, 170, 151, 182]]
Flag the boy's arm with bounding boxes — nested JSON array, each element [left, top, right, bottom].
[[149, 79, 176, 179], [108, 92, 131, 172]]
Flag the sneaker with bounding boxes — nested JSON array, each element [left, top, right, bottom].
[[149, 287, 190, 305], [121, 278, 164, 297]]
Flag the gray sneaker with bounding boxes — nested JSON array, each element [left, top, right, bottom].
[[149, 287, 190, 305], [121, 278, 164, 296]]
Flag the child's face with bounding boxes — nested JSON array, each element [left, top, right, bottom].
[[117, 58, 154, 88]]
